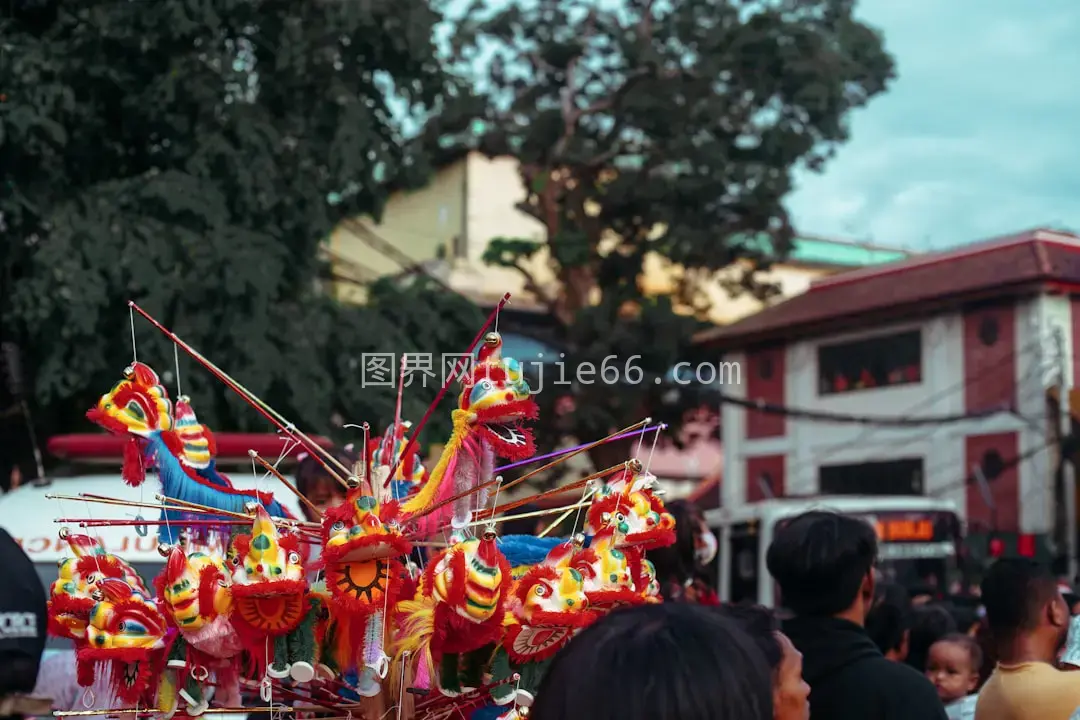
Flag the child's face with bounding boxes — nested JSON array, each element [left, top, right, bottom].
[[925, 641, 978, 703]]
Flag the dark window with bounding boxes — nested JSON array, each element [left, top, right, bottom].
[[819, 458, 924, 495], [727, 522, 759, 604], [978, 316, 999, 346], [818, 330, 921, 395]]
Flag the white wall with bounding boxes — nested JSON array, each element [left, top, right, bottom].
[[722, 297, 1063, 533]]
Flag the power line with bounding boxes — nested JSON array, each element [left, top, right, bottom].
[[718, 393, 1011, 427]]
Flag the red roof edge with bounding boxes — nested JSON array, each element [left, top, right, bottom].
[[809, 228, 1079, 292], [47, 433, 333, 461], [694, 279, 1047, 350]]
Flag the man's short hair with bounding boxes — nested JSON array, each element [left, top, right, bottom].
[[980, 558, 1060, 638], [766, 510, 878, 616]]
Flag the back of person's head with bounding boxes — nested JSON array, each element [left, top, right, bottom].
[[531, 603, 773, 720], [981, 558, 1067, 644], [765, 511, 878, 617], [905, 603, 958, 672], [0, 527, 46, 701], [647, 500, 705, 592], [866, 583, 912, 659], [945, 601, 980, 636]]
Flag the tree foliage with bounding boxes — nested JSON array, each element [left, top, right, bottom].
[[434, 0, 895, 464], [0, 0, 474, 450]]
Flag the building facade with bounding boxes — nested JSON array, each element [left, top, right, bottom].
[[696, 229, 1080, 539], [327, 151, 913, 491], [326, 151, 913, 323]]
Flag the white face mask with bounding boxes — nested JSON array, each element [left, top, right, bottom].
[[696, 529, 718, 566]]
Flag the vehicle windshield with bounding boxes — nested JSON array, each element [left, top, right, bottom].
[[877, 556, 954, 590]]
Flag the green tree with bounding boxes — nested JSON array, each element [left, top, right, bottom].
[[0, 0, 472, 447], [434, 0, 895, 468]]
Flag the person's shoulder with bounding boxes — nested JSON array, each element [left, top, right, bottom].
[[847, 656, 944, 698]]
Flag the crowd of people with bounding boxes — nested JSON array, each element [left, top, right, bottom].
[[528, 510, 1080, 720], [8, 451, 1080, 720]]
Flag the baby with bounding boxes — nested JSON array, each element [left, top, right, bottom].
[[926, 633, 982, 720]]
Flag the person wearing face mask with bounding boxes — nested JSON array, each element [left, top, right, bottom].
[[646, 500, 719, 604], [974, 559, 1079, 720]]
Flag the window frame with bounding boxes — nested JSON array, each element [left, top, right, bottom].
[[817, 329, 923, 396]]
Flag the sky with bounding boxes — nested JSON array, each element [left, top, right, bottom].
[[786, 0, 1080, 251]]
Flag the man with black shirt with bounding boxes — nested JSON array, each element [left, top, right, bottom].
[[0, 526, 47, 720], [767, 511, 947, 720]]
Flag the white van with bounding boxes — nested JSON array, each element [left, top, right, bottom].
[[2, 469, 306, 647]]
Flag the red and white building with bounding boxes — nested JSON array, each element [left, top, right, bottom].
[[696, 228, 1080, 538]]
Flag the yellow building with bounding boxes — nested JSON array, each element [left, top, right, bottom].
[[326, 151, 914, 322]]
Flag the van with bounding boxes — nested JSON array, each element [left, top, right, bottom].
[[2, 432, 316, 714]]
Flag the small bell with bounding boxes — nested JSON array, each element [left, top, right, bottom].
[[243, 501, 259, 515], [157, 542, 173, 557], [58, 526, 70, 540], [628, 458, 643, 473], [484, 331, 501, 346]]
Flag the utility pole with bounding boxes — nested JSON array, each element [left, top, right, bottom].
[[1056, 327, 1078, 582]]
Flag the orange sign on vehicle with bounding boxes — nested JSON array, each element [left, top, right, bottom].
[[875, 518, 934, 542]]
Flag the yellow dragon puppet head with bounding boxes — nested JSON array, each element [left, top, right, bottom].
[[154, 541, 242, 659], [77, 578, 171, 705], [319, 484, 412, 676], [49, 529, 150, 643], [228, 507, 307, 635], [502, 553, 597, 664]]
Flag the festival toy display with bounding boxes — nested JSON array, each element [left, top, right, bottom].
[[45, 297, 678, 720]]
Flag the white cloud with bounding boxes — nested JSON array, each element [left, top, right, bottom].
[[788, 0, 1080, 249]]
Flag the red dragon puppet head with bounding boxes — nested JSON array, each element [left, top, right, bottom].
[[77, 578, 170, 705]]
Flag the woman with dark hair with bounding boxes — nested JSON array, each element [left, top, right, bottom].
[[531, 603, 774, 720], [294, 447, 357, 522], [721, 604, 811, 720], [646, 500, 719, 604]]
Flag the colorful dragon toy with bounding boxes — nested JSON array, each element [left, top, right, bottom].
[[318, 482, 411, 695], [401, 332, 537, 536], [228, 507, 319, 683], [548, 528, 643, 614], [154, 538, 243, 713], [393, 530, 512, 697], [76, 577, 172, 707], [586, 466, 676, 552], [368, 420, 429, 502], [87, 362, 291, 541], [48, 529, 151, 644], [488, 548, 597, 709]]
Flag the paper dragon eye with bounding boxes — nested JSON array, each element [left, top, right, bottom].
[[615, 513, 626, 523], [534, 585, 548, 597], [332, 521, 346, 532], [288, 552, 300, 565]]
